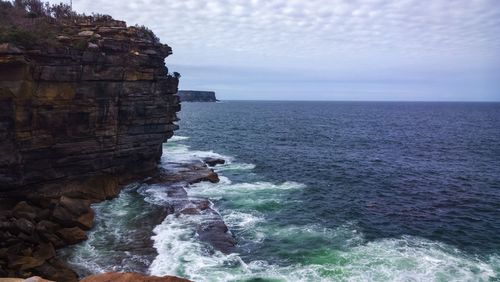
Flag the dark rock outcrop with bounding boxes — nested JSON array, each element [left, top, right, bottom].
[[146, 160, 236, 254], [0, 15, 180, 282], [0, 176, 131, 281], [177, 90, 217, 102], [203, 157, 225, 167]]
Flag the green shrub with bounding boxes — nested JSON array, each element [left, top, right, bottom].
[[74, 39, 88, 50], [0, 26, 37, 46]]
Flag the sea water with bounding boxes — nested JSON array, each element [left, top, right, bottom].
[[63, 101, 500, 281]]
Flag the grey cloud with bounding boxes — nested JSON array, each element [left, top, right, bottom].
[[52, 0, 500, 100]]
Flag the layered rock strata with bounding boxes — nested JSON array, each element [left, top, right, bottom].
[[0, 18, 180, 281], [0, 20, 180, 190]]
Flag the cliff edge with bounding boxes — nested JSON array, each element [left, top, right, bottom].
[[0, 11, 180, 190], [0, 1, 180, 280]]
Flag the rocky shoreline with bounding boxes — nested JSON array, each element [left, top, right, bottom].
[[0, 2, 199, 280], [0, 155, 234, 281], [145, 157, 236, 254], [0, 2, 236, 280]]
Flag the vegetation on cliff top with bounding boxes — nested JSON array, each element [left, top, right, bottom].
[[0, 0, 159, 48]]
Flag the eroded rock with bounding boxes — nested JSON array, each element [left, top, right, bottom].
[[56, 227, 87, 245], [147, 166, 236, 254]]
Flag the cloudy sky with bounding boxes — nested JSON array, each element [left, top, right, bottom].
[[61, 0, 499, 101]]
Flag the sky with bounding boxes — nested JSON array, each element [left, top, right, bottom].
[[56, 0, 500, 101]]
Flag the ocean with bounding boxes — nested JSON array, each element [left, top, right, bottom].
[[62, 101, 500, 281]]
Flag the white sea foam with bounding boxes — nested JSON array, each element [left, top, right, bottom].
[[148, 137, 500, 281], [189, 179, 305, 197], [223, 211, 263, 230], [149, 214, 246, 281], [168, 135, 190, 142], [149, 216, 499, 282], [215, 162, 256, 171], [137, 184, 178, 206], [162, 143, 233, 164], [339, 236, 498, 282]]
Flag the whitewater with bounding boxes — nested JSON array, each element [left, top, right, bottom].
[[62, 136, 499, 281]]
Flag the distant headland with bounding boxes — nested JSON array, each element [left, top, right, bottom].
[[177, 90, 218, 102]]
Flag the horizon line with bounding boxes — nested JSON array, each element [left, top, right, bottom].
[[205, 99, 500, 103]]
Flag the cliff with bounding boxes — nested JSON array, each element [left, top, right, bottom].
[[0, 25, 180, 190], [177, 90, 217, 102], [0, 3, 181, 280]]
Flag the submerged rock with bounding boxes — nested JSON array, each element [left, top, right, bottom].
[[197, 219, 237, 254], [146, 163, 237, 254], [147, 161, 220, 185], [203, 157, 226, 167]]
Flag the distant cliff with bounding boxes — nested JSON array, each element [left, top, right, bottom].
[[178, 90, 218, 102]]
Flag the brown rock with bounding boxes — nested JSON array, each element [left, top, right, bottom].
[[33, 243, 55, 261], [51, 205, 75, 227], [7, 255, 45, 270], [80, 272, 191, 282], [59, 196, 91, 216], [187, 170, 220, 184], [18, 231, 40, 244], [56, 227, 87, 245], [14, 218, 35, 234], [26, 276, 54, 282], [12, 201, 38, 221], [34, 258, 78, 282], [76, 210, 94, 230], [203, 171, 220, 184], [38, 232, 65, 249], [35, 221, 60, 234]]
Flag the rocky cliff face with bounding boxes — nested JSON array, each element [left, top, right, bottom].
[[0, 20, 180, 191], [0, 17, 180, 281], [177, 90, 217, 102]]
